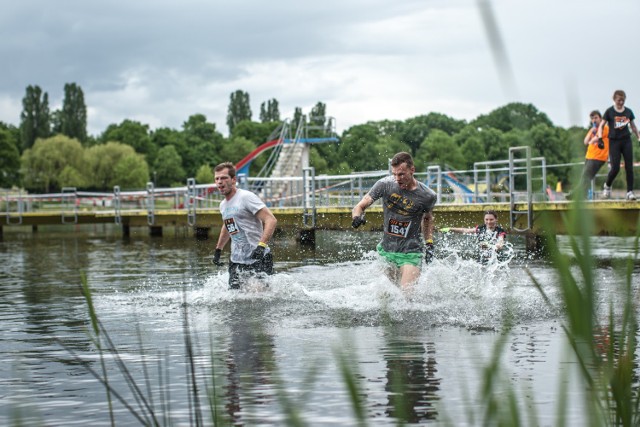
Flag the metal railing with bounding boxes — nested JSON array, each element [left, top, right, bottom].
[[2, 154, 637, 226]]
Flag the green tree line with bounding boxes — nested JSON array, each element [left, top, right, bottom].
[[2, 83, 634, 192]]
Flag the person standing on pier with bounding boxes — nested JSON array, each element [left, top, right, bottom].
[[567, 110, 609, 199], [212, 162, 277, 289], [351, 152, 437, 290], [599, 90, 640, 200]]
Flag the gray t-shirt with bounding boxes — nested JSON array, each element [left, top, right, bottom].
[[220, 188, 269, 264], [368, 176, 437, 253]]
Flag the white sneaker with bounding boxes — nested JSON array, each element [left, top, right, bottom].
[[627, 191, 637, 201], [602, 184, 611, 199]]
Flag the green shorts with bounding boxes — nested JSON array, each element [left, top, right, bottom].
[[376, 243, 422, 267]]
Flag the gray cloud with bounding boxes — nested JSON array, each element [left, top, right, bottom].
[[1, 0, 639, 136]]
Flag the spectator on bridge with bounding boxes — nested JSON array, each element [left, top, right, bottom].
[[351, 152, 437, 290], [567, 110, 609, 200], [439, 210, 508, 264], [212, 162, 277, 290], [599, 90, 640, 201]]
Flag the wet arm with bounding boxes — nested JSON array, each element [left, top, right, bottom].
[[352, 194, 374, 218], [422, 212, 434, 242], [216, 226, 230, 250], [256, 207, 277, 245]]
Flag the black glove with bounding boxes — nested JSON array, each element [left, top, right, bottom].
[[424, 241, 434, 264], [251, 244, 267, 260], [597, 138, 604, 149], [212, 248, 224, 266], [352, 215, 366, 229]]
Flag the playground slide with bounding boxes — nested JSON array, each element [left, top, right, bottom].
[[235, 138, 281, 176]]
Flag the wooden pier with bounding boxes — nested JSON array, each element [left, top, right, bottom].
[[3, 201, 639, 242]]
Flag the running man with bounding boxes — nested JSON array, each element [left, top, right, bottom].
[[212, 162, 277, 289], [351, 152, 437, 290]]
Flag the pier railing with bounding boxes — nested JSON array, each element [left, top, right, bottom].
[[2, 149, 626, 226]]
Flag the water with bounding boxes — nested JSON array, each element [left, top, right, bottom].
[[0, 225, 638, 426]]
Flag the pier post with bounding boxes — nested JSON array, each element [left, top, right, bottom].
[[298, 228, 316, 246], [32, 225, 38, 233], [149, 226, 163, 237], [122, 224, 130, 237], [525, 232, 553, 258], [195, 227, 209, 240]]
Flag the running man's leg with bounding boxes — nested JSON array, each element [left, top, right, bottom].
[[399, 264, 421, 290]]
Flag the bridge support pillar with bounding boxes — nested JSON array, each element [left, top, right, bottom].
[[525, 232, 553, 258], [150, 226, 163, 237], [195, 227, 209, 240], [298, 228, 316, 246]]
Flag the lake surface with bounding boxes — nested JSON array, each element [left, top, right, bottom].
[[0, 225, 638, 426]]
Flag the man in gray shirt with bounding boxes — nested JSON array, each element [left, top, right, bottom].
[[352, 152, 436, 290], [213, 162, 277, 289]]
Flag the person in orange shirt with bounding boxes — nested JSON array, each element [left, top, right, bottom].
[[568, 110, 609, 199]]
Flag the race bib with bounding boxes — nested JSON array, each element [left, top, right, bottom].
[[386, 218, 411, 238], [224, 218, 239, 235]]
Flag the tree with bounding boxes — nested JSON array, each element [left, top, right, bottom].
[[292, 107, 304, 129], [231, 120, 279, 145], [308, 102, 327, 135], [399, 113, 466, 155], [20, 85, 50, 150], [100, 120, 155, 163], [153, 145, 185, 187], [20, 135, 84, 192], [195, 164, 214, 184], [470, 102, 553, 133], [338, 123, 409, 171], [182, 114, 225, 177], [59, 83, 88, 143], [259, 98, 280, 123], [415, 129, 465, 170], [84, 142, 140, 189], [219, 137, 256, 164], [113, 154, 149, 190], [0, 128, 20, 188], [226, 90, 252, 134]]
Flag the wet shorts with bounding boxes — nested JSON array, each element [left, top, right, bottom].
[[228, 252, 274, 289], [376, 243, 422, 267]]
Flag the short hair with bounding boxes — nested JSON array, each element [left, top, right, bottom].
[[390, 152, 414, 168], [214, 162, 236, 178], [613, 90, 626, 100], [484, 210, 498, 219], [589, 110, 601, 118]]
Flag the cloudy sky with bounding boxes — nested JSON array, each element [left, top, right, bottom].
[[1, 0, 638, 137]]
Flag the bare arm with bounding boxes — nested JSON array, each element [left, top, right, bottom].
[[216, 225, 230, 250], [584, 128, 597, 145], [255, 207, 277, 245], [446, 227, 476, 234], [352, 194, 374, 218], [422, 212, 434, 242], [597, 120, 606, 139]]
